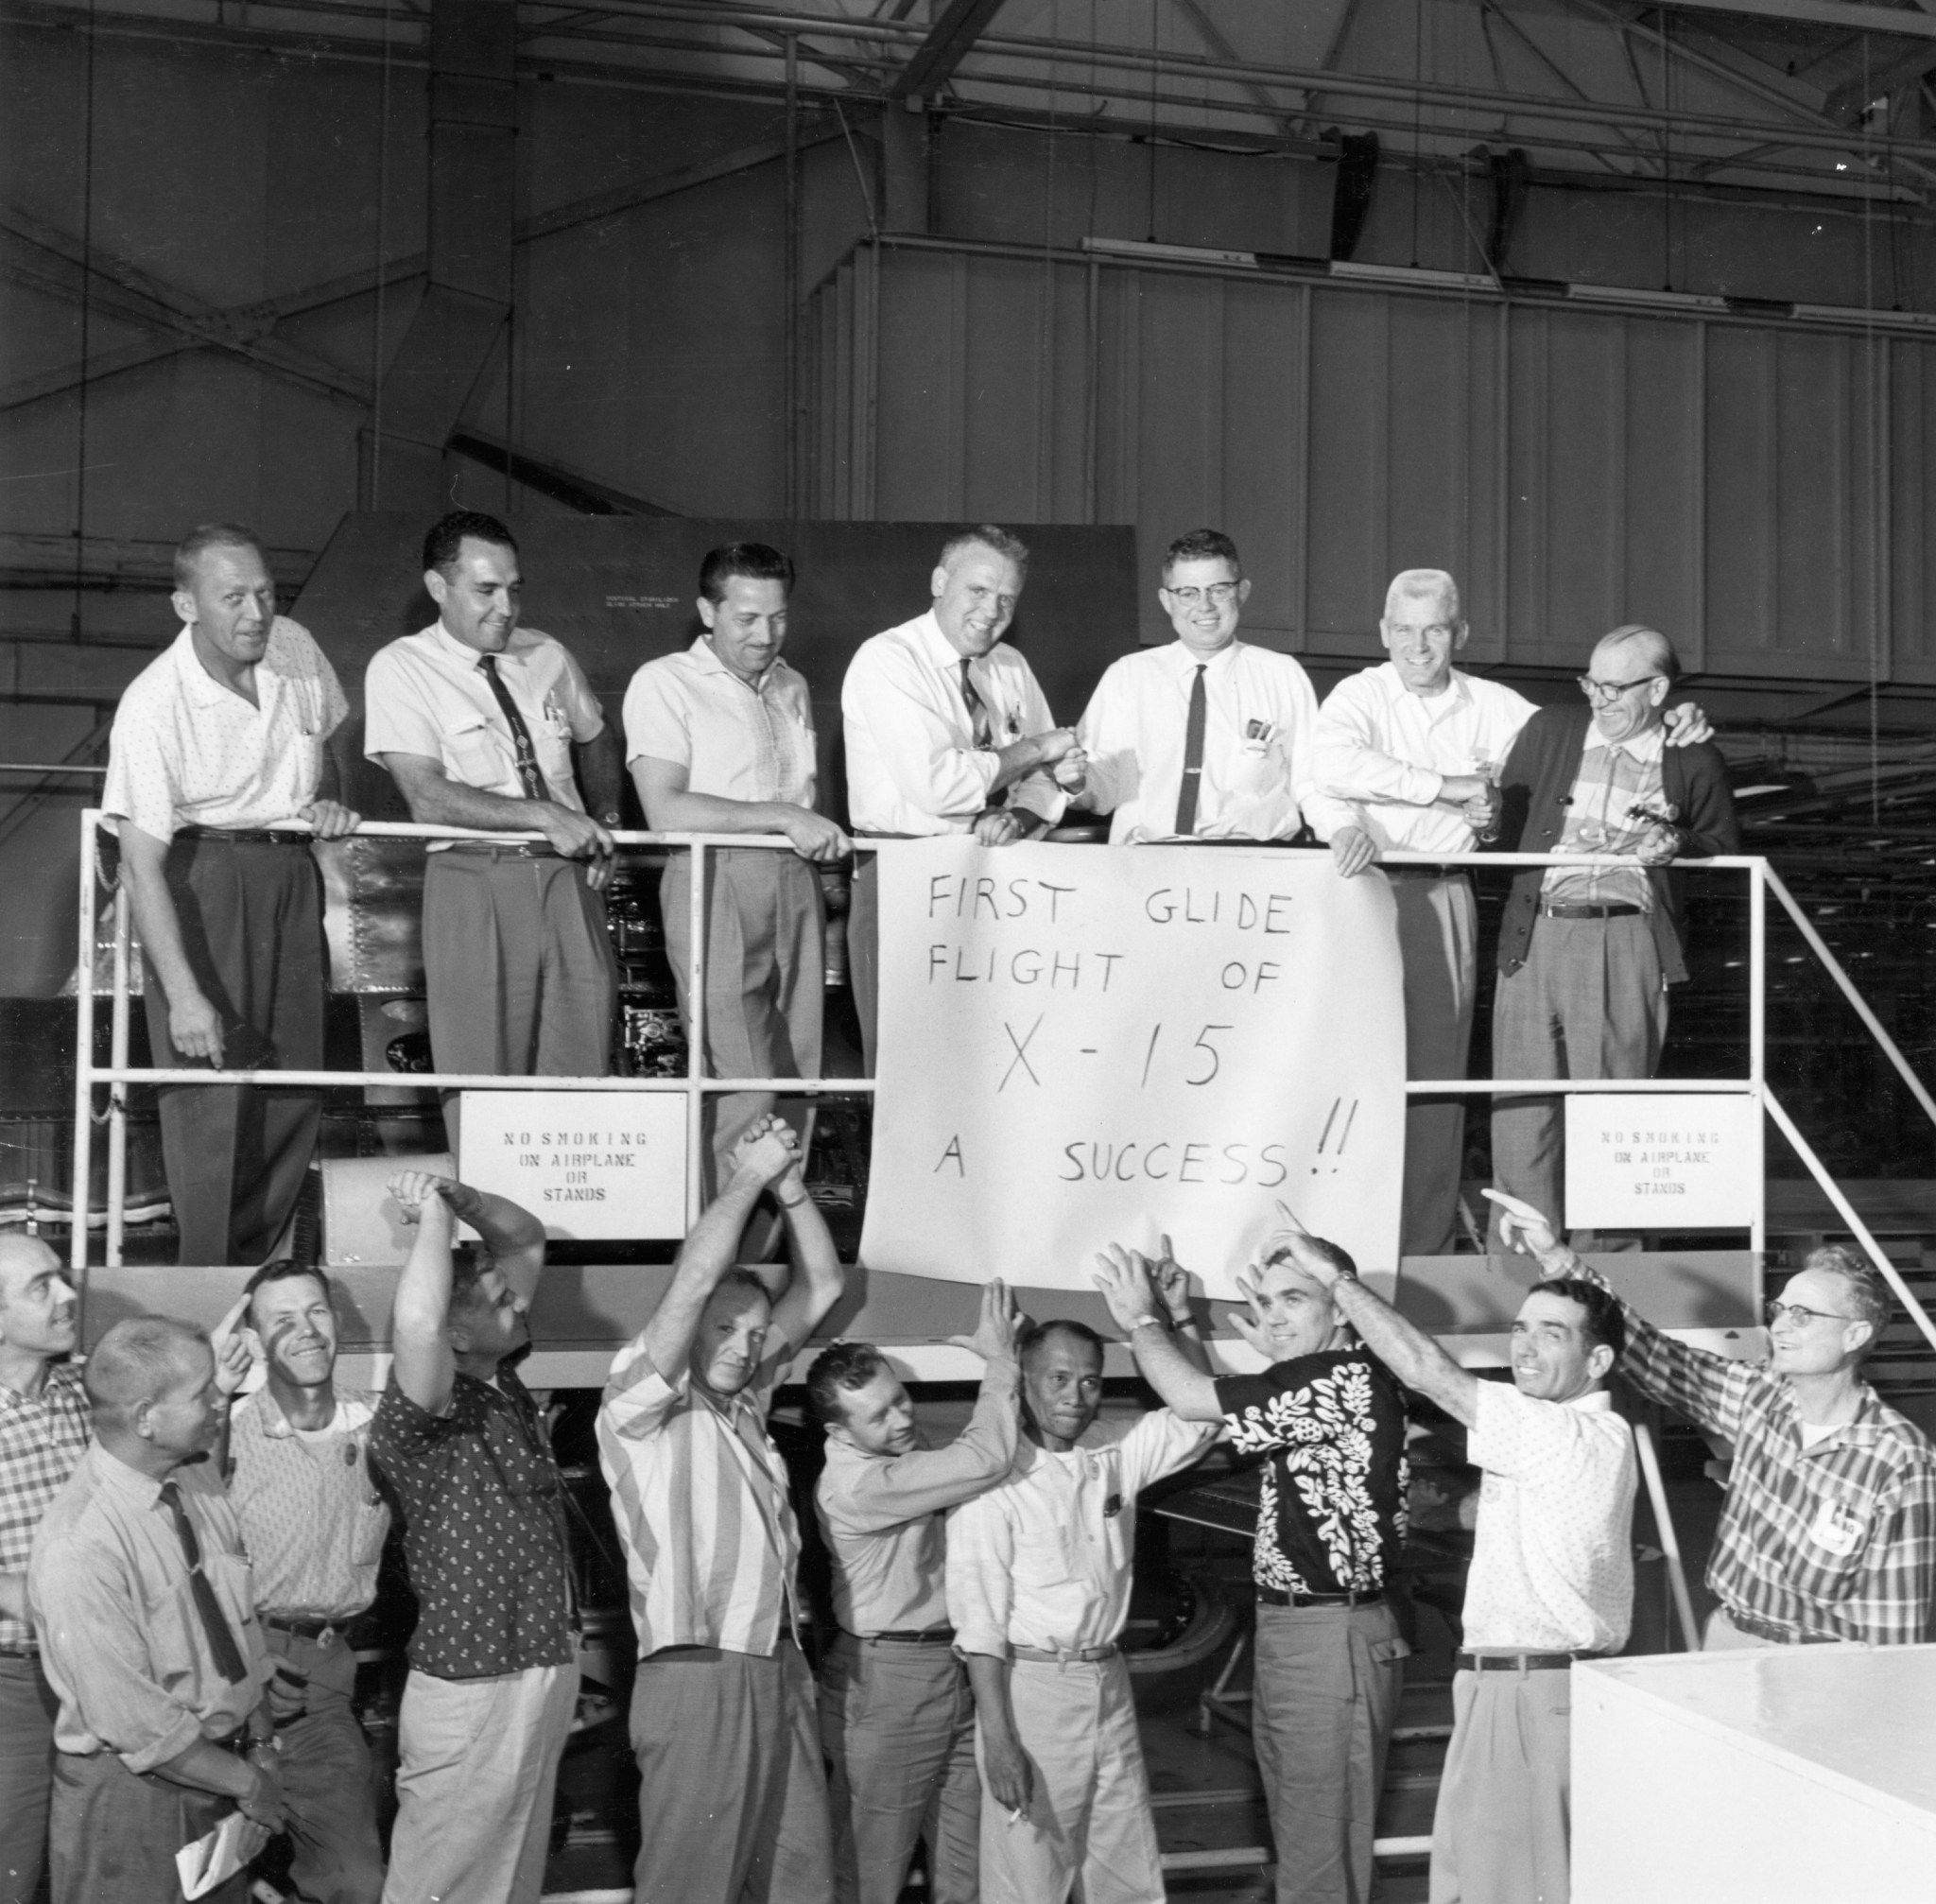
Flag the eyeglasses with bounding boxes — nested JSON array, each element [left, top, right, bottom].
[[1764, 1298, 1858, 1329], [1577, 672, 1663, 704], [1165, 582, 1239, 607]]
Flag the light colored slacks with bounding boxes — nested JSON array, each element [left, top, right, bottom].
[[1489, 913, 1667, 1248], [976, 1653, 1164, 1904], [1392, 872, 1478, 1257], [1427, 1665, 1573, 1904], [630, 1640, 834, 1904], [381, 1660, 579, 1904], [821, 1634, 978, 1904], [1252, 1600, 1408, 1904]]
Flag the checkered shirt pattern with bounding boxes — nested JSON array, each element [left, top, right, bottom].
[[1620, 1306, 1936, 1644], [0, 1361, 90, 1652], [1541, 733, 1666, 911]]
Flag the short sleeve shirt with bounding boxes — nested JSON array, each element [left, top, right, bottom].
[[622, 641, 817, 807], [103, 619, 348, 842], [1215, 1350, 1409, 1596], [369, 1370, 574, 1677]]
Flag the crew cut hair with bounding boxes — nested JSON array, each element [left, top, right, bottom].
[[242, 1259, 334, 1324], [1384, 567, 1461, 624], [700, 542, 795, 603], [1802, 1244, 1893, 1352], [805, 1340, 889, 1427], [85, 1315, 209, 1419], [424, 510, 518, 577], [174, 521, 266, 590], [1016, 1317, 1106, 1369], [1162, 528, 1242, 580], [1533, 1275, 1628, 1364], [1265, 1233, 1358, 1281], [938, 524, 1030, 575]]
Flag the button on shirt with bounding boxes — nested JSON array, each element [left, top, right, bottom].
[[817, 1359, 1021, 1636], [1216, 1351, 1409, 1596], [0, 1361, 90, 1653], [1461, 1381, 1636, 1653], [370, 1371, 574, 1678], [363, 623, 606, 845], [1077, 640, 1323, 844], [1541, 725, 1666, 912], [597, 1341, 800, 1658], [28, 1445, 270, 1772], [1313, 663, 1537, 856], [1618, 1307, 1936, 1645], [842, 612, 1065, 835], [622, 641, 818, 807], [945, 1411, 1216, 1658], [228, 1388, 389, 1622], [103, 618, 348, 843]]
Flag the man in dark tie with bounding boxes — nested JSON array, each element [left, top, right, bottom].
[[29, 1318, 282, 1904], [364, 511, 624, 1143], [1076, 528, 1323, 845]]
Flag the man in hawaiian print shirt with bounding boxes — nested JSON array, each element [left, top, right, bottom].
[[1094, 1220, 1410, 1904]]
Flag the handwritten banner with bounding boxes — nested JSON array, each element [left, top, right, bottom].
[[860, 841, 1407, 1294]]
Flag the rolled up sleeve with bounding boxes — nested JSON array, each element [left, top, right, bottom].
[[944, 1490, 1015, 1659]]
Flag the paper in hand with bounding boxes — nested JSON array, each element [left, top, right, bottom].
[[176, 1808, 252, 1900]]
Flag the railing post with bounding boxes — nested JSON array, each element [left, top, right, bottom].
[[1748, 858, 1766, 1292], [69, 811, 97, 1287], [685, 838, 707, 1232], [106, 882, 131, 1269]]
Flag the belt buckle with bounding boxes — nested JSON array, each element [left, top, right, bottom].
[[316, 1624, 337, 1651]]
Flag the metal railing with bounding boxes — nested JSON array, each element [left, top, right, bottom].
[[65, 812, 1936, 1358]]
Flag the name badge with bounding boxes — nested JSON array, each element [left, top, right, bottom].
[[1808, 1500, 1862, 1557]]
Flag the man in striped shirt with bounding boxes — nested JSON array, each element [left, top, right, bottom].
[[1494, 1188, 1936, 1646], [598, 1115, 846, 1904]]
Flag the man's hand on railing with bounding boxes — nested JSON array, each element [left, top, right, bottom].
[[776, 808, 852, 863], [1328, 825, 1376, 878], [972, 808, 1026, 847], [298, 799, 361, 840], [533, 805, 616, 889]]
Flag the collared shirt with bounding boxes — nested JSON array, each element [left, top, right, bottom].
[[227, 1387, 389, 1623], [1620, 1307, 1936, 1644], [370, 1371, 574, 1678], [1542, 724, 1666, 910], [816, 1359, 1020, 1635], [1461, 1381, 1636, 1653], [1215, 1351, 1409, 1596], [1077, 639, 1322, 844], [622, 640, 818, 808], [29, 1445, 270, 1773], [1313, 662, 1538, 856], [0, 1361, 90, 1653], [103, 619, 347, 843], [597, 1340, 799, 1658], [841, 611, 1065, 835], [945, 1410, 1216, 1658], [363, 623, 605, 845]]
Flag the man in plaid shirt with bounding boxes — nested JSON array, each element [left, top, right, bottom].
[[1493, 1188, 1936, 1646], [0, 1233, 88, 1904]]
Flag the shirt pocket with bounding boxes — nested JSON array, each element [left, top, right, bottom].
[[442, 715, 507, 788], [533, 697, 578, 786]]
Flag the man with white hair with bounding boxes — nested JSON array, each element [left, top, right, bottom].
[[1315, 574, 1714, 1255], [1486, 625, 1737, 1245], [841, 525, 1085, 1066]]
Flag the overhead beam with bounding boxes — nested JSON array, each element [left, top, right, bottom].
[[1639, 0, 1936, 43], [1172, 0, 1294, 132], [1824, 42, 1936, 123], [890, 0, 1005, 99]]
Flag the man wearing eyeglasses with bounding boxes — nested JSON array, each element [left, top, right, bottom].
[[1486, 625, 1738, 1249], [1075, 528, 1321, 844], [1314, 576, 1715, 1257], [1494, 1188, 1936, 1650]]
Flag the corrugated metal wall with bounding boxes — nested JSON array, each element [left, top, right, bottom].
[[809, 237, 1918, 684]]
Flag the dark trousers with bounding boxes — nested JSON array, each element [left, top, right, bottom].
[[50, 1748, 250, 1904], [266, 1629, 383, 1904], [0, 1653, 57, 1904], [143, 834, 325, 1268]]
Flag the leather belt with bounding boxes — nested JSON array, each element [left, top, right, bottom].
[[1011, 1642, 1118, 1663], [1457, 1650, 1601, 1671], [174, 827, 307, 845], [1384, 865, 1467, 881], [847, 1626, 956, 1645], [1539, 902, 1643, 919], [265, 1614, 343, 1646], [1257, 1585, 1385, 1610], [1723, 1607, 1841, 1647]]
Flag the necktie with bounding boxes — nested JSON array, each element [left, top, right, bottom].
[[158, 1479, 248, 1685], [959, 659, 994, 751], [1174, 664, 1208, 836], [476, 654, 547, 801]]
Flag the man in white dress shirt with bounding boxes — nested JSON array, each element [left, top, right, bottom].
[[1278, 1213, 1635, 1904], [946, 1318, 1216, 1904], [840, 526, 1084, 1066], [104, 521, 360, 1266], [1077, 528, 1322, 846]]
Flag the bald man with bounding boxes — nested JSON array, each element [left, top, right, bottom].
[[1487, 626, 1738, 1245], [0, 1237, 86, 1904], [30, 1318, 281, 1904]]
